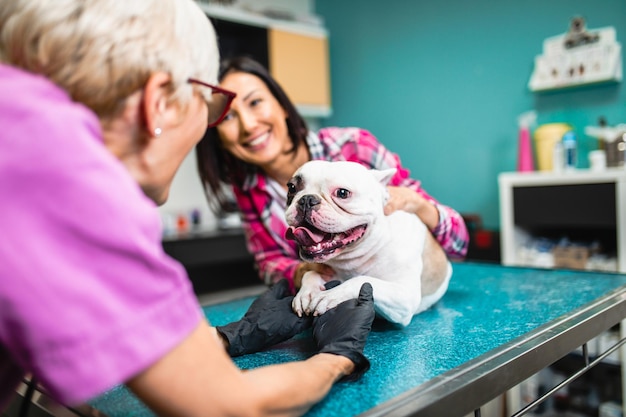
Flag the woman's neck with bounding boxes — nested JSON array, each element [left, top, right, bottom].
[[263, 142, 310, 189]]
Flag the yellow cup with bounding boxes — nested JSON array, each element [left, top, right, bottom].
[[533, 123, 572, 171]]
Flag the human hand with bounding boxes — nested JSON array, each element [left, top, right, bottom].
[[216, 279, 312, 356], [384, 186, 424, 215], [312, 283, 375, 381], [384, 186, 439, 230]]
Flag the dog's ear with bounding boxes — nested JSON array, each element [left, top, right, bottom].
[[370, 168, 396, 186]]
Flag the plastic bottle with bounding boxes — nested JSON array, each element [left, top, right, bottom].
[[562, 131, 577, 170], [597, 116, 607, 150], [190, 208, 202, 230], [517, 111, 537, 172], [552, 141, 564, 172]]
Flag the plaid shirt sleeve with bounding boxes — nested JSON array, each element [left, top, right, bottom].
[[320, 127, 469, 259]]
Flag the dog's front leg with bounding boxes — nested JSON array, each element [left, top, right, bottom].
[[292, 271, 327, 317], [312, 277, 421, 326], [307, 280, 358, 316]]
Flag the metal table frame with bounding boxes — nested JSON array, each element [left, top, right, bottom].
[[358, 285, 626, 417]]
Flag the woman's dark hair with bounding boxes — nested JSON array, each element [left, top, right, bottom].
[[196, 56, 308, 213]]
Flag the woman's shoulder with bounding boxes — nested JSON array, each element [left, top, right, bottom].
[[317, 126, 377, 141], [316, 126, 382, 152], [1, 65, 101, 157], [312, 126, 402, 171]]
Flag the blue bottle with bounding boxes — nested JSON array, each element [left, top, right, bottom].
[[562, 131, 577, 170]]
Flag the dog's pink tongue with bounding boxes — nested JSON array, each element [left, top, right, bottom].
[[285, 226, 324, 245]]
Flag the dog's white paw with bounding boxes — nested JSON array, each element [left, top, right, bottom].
[[292, 286, 321, 316], [309, 286, 353, 316], [292, 271, 325, 317]]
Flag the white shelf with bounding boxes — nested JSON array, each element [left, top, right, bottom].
[[196, 2, 327, 37], [528, 26, 622, 92], [499, 168, 626, 186], [498, 168, 626, 273]]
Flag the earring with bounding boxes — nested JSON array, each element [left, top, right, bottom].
[[154, 127, 162, 137]]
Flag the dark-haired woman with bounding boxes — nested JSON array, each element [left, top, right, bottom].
[[197, 56, 468, 291]]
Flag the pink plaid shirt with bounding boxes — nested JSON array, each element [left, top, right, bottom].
[[232, 127, 468, 290]]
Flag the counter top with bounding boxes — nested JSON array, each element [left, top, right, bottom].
[[89, 262, 626, 417]]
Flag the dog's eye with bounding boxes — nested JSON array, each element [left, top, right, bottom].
[[286, 182, 297, 206], [335, 188, 351, 199]]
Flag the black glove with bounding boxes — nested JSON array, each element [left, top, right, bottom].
[[216, 279, 312, 356], [324, 280, 342, 290], [312, 283, 375, 381]]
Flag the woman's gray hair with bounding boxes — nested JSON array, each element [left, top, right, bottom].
[[0, 0, 219, 119]]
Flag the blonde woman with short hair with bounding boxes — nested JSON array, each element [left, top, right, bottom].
[[0, 1, 375, 416]]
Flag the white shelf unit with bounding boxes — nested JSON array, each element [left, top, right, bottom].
[[500, 169, 626, 417], [498, 169, 626, 273]]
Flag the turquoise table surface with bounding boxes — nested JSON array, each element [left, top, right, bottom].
[[89, 262, 626, 417]]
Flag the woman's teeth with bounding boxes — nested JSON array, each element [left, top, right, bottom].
[[247, 133, 269, 147]]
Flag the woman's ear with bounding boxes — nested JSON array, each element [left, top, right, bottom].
[[142, 72, 172, 138]]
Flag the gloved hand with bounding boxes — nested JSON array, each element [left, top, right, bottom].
[[324, 280, 342, 290], [216, 279, 313, 357], [312, 283, 375, 381]]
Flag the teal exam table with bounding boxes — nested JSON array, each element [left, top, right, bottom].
[[89, 262, 626, 417]]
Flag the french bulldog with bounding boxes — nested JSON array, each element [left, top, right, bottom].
[[285, 160, 452, 327]]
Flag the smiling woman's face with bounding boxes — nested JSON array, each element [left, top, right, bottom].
[[215, 71, 290, 170]]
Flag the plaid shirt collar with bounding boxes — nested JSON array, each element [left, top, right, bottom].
[[241, 131, 323, 192]]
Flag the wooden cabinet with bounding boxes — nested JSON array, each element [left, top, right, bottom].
[[162, 228, 257, 294], [199, 3, 332, 117], [268, 28, 330, 115]]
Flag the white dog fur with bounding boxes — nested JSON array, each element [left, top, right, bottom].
[[285, 160, 452, 327]]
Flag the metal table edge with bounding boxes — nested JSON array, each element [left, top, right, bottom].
[[197, 285, 267, 307], [359, 284, 626, 417]]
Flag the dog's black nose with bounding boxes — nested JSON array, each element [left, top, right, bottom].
[[298, 194, 321, 210]]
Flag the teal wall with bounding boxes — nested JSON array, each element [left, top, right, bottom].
[[315, 0, 626, 229]]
